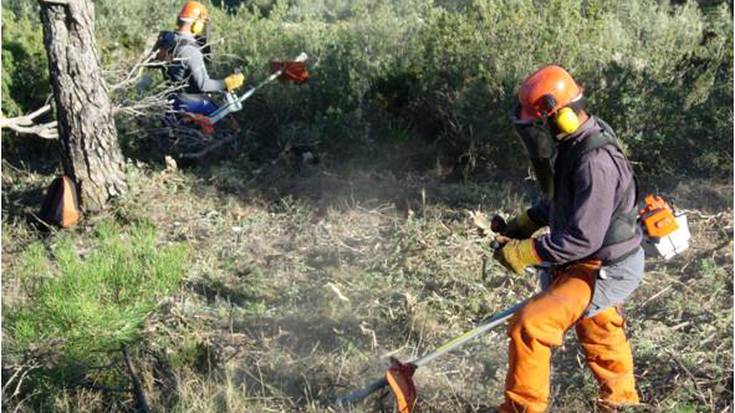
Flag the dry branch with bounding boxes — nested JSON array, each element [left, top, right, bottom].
[[0, 104, 58, 139], [122, 347, 151, 413]]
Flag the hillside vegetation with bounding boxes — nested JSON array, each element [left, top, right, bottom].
[[2, 0, 733, 412]]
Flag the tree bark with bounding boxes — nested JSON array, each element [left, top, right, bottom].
[[39, 0, 126, 212]]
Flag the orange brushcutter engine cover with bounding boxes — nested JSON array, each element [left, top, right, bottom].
[[639, 194, 679, 239]]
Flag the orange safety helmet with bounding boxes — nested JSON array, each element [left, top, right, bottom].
[[178, 1, 209, 34], [518, 65, 583, 122]]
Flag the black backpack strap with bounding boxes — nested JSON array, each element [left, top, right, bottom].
[[602, 177, 638, 246]]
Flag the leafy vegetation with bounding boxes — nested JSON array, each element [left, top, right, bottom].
[[3, 0, 732, 178], [1, 5, 49, 117]]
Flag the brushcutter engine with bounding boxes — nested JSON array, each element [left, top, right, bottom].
[[638, 194, 690, 260]]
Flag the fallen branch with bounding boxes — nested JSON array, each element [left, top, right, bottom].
[[177, 132, 238, 162], [122, 347, 151, 413], [2, 362, 41, 399], [112, 85, 178, 118], [0, 104, 58, 139], [108, 53, 160, 92], [106, 33, 161, 92]]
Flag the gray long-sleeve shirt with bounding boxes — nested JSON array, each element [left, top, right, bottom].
[[168, 33, 225, 93], [528, 117, 642, 264]]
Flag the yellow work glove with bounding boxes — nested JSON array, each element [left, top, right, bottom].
[[503, 210, 543, 239], [224, 73, 245, 92], [493, 238, 542, 274]]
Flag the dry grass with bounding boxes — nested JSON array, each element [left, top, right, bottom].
[[2, 139, 732, 413]]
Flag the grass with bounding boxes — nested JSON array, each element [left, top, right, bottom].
[[2, 214, 189, 411], [3, 132, 732, 412]]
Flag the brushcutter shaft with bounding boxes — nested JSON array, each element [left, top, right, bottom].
[[333, 299, 527, 407], [208, 52, 308, 124], [413, 300, 525, 367]]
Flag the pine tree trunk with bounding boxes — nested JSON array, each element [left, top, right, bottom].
[[39, 0, 126, 212]]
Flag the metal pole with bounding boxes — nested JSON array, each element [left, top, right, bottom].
[[413, 300, 525, 367], [208, 52, 308, 124], [334, 299, 526, 407]]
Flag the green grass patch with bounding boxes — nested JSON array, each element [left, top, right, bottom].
[[3, 220, 189, 405]]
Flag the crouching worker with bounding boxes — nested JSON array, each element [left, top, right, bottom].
[[494, 65, 643, 412], [155, 1, 245, 118]]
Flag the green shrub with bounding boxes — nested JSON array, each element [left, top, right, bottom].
[[209, 0, 732, 179], [1, 6, 49, 117], [2, 0, 732, 179], [3, 220, 188, 407]]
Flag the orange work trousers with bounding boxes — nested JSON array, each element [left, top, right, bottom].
[[498, 261, 639, 413]]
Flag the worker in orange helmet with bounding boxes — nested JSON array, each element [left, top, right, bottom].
[[493, 65, 644, 412], [161, 1, 245, 116]]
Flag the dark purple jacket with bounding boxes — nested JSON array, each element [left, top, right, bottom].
[[528, 116, 642, 264]]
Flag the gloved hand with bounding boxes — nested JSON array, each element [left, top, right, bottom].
[[224, 73, 245, 91], [493, 238, 542, 274], [500, 210, 543, 239]]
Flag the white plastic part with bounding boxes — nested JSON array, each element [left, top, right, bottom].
[[641, 212, 691, 260], [294, 52, 308, 63], [225, 92, 242, 113]]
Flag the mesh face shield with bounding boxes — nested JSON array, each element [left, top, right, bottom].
[[509, 102, 556, 199]]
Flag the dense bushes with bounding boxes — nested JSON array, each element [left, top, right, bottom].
[[3, 0, 732, 178], [1, 4, 49, 117]]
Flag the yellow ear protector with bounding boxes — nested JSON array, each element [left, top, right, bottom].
[[540, 94, 581, 134], [191, 19, 205, 35], [555, 106, 580, 134]]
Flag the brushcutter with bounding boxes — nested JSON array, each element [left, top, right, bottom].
[[334, 299, 527, 412], [334, 213, 550, 412], [207, 52, 310, 125], [161, 52, 309, 161], [335, 227, 539, 413]]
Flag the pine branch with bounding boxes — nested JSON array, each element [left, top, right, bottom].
[[0, 104, 58, 139], [122, 347, 151, 413]]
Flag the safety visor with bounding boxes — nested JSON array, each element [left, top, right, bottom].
[[508, 102, 556, 198], [179, 13, 210, 23], [508, 102, 555, 159]]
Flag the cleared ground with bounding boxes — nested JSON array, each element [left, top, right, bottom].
[[2, 136, 732, 412]]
